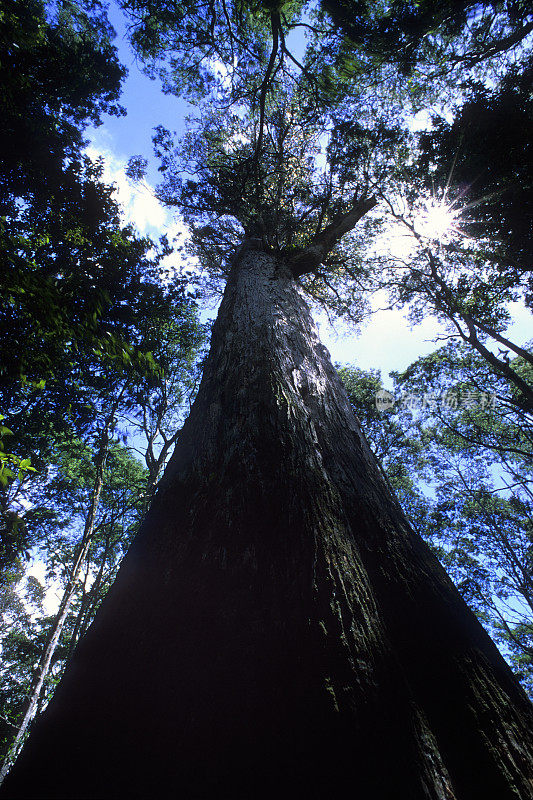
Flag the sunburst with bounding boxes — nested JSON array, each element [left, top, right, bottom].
[[415, 198, 461, 242]]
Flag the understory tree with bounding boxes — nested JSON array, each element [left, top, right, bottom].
[[340, 347, 533, 697], [0, 295, 203, 776], [0, 440, 147, 762], [2, 1, 532, 798], [394, 345, 533, 695]]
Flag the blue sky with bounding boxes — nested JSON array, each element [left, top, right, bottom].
[[91, 2, 190, 182], [87, 1, 530, 388]]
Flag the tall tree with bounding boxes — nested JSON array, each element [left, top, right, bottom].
[[2, 2, 532, 797], [5, 230, 533, 799], [0, 400, 119, 782]]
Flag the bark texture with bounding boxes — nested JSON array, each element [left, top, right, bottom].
[[3, 249, 533, 799]]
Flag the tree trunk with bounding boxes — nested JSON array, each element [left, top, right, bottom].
[[2, 248, 532, 799]]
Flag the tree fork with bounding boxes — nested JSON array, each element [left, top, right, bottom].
[[2, 247, 532, 799]]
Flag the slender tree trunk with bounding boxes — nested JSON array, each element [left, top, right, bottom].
[[2, 249, 532, 799], [460, 316, 533, 409], [65, 531, 111, 663], [0, 421, 111, 786]]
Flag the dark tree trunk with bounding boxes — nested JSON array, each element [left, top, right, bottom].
[[2, 249, 532, 799]]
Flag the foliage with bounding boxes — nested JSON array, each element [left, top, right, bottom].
[[0, 0, 204, 573], [0, 419, 35, 489], [417, 56, 533, 296], [320, 0, 533, 90], [340, 342, 533, 696], [118, 0, 308, 105]]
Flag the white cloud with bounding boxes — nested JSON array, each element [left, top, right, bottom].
[[84, 142, 184, 240], [84, 140, 197, 285], [506, 302, 532, 347], [318, 304, 443, 384], [26, 561, 61, 616]]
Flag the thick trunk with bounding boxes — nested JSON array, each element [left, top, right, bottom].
[[2, 250, 532, 799]]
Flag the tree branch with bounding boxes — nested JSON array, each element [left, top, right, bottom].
[[252, 13, 280, 172], [289, 195, 376, 277]]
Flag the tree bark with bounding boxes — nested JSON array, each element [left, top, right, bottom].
[[2, 248, 532, 799]]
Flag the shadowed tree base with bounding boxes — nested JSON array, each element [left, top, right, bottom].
[[3, 250, 533, 799]]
